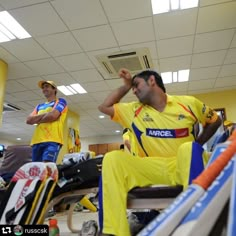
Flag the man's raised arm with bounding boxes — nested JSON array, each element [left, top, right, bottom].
[[98, 68, 133, 117]]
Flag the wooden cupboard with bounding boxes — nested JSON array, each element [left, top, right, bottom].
[[89, 142, 121, 155]]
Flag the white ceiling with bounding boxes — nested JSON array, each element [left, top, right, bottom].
[[1, 0, 236, 144]]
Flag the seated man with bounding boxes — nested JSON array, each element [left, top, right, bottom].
[[98, 68, 222, 236]]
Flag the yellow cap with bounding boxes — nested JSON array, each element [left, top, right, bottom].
[[38, 80, 57, 89]]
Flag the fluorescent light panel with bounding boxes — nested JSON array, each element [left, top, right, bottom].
[[161, 69, 190, 84], [70, 83, 87, 94], [151, 0, 198, 14], [0, 11, 31, 43], [178, 69, 190, 82], [57, 83, 87, 96]]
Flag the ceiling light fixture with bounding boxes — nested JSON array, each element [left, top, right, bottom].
[[57, 86, 74, 96], [57, 83, 87, 96], [161, 69, 190, 84], [0, 11, 31, 43], [70, 83, 87, 94], [151, 0, 199, 14]]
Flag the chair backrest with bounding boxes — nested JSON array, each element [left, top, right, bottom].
[[0, 145, 32, 180]]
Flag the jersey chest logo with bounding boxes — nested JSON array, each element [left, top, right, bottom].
[[146, 128, 189, 138]]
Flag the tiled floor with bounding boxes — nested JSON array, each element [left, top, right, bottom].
[[44, 210, 98, 236]]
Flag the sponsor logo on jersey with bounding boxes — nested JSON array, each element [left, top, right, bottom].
[[143, 113, 154, 122], [178, 114, 185, 120], [146, 128, 189, 138]]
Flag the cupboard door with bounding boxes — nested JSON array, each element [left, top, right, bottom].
[[108, 143, 120, 152], [89, 144, 98, 155], [98, 144, 108, 155]]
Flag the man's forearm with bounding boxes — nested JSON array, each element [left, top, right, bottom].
[[27, 112, 57, 125], [26, 114, 44, 125], [99, 85, 131, 109]]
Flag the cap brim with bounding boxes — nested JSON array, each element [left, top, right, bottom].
[[38, 80, 57, 89], [38, 80, 46, 89]]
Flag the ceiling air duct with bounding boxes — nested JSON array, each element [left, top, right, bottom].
[[96, 48, 154, 78], [3, 102, 21, 112]]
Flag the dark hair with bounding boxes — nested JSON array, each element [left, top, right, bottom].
[[132, 70, 166, 93]]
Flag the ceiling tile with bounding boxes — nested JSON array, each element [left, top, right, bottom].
[[72, 25, 118, 51], [188, 79, 216, 90], [67, 93, 95, 103], [9, 2, 67, 37], [14, 101, 35, 111], [55, 53, 94, 71], [215, 76, 236, 88], [190, 66, 220, 81], [157, 36, 194, 58], [159, 55, 192, 72], [231, 34, 236, 48], [101, 0, 152, 22], [82, 81, 110, 93], [0, 0, 47, 9], [25, 58, 65, 76], [52, 0, 107, 30], [224, 48, 236, 64], [11, 90, 40, 102], [194, 29, 235, 53], [7, 63, 36, 79], [42, 73, 76, 86], [197, 2, 236, 33], [70, 69, 104, 83], [77, 100, 99, 110], [4, 94, 20, 103], [191, 50, 227, 68], [153, 8, 198, 40], [165, 82, 188, 94], [89, 91, 111, 101], [36, 32, 82, 57], [105, 78, 123, 90], [199, 0, 230, 7], [152, 59, 160, 72], [0, 47, 19, 63], [2, 38, 49, 61], [219, 64, 236, 77], [17, 76, 42, 90], [111, 17, 155, 45], [24, 98, 43, 107], [6, 80, 28, 93]]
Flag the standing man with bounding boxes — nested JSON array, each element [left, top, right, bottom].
[[26, 80, 68, 163], [98, 68, 222, 236]]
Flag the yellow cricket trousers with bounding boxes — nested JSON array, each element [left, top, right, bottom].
[[100, 141, 207, 236]]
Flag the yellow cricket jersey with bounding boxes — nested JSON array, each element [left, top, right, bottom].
[[30, 98, 68, 145], [113, 95, 218, 157]]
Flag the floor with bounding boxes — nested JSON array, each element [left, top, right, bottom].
[[44, 210, 99, 236]]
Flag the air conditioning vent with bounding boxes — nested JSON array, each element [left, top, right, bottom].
[[3, 103, 21, 112], [96, 48, 154, 78]]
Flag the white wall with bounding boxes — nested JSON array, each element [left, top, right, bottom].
[[80, 135, 123, 152], [0, 139, 16, 148]]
